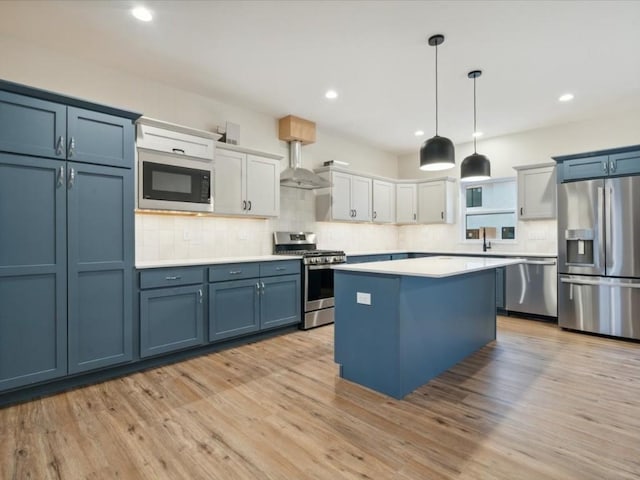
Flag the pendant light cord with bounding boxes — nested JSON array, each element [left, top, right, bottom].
[[473, 75, 477, 153], [434, 42, 439, 136]]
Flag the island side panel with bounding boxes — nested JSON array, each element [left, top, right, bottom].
[[398, 269, 497, 397], [334, 271, 402, 398]]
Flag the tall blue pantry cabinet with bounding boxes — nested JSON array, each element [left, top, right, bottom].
[[0, 81, 140, 392]]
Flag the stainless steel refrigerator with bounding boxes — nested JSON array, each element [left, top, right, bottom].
[[558, 176, 640, 339]]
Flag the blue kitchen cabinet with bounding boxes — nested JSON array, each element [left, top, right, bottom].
[[347, 254, 392, 264], [0, 155, 67, 391], [261, 274, 301, 330], [609, 150, 640, 176], [496, 267, 505, 310], [209, 260, 301, 342], [140, 284, 205, 358], [0, 91, 133, 169], [561, 156, 609, 181], [209, 278, 261, 341], [67, 162, 134, 373], [556, 147, 640, 182], [0, 91, 66, 159]]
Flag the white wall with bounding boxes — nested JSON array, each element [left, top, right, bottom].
[[0, 34, 398, 260]]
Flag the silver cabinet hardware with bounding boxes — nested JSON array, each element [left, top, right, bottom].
[[57, 166, 64, 187], [198, 289, 203, 303], [229, 270, 242, 275], [165, 275, 182, 280], [609, 159, 616, 173], [68, 168, 75, 188], [275, 267, 286, 271], [261, 281, 265, 294], [55, 136, 65, 156], [602, 160, 608, 172], [68, 137, 76, 157]]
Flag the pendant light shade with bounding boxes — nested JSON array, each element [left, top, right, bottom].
[[461, 70, 491, 182], [420, 34, 455, 171]]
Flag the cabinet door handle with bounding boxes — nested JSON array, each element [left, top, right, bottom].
[[68, 168, 75, 188], [440, 211, 444, 220], [229, 270, 242, 275], [602, 160, 608, 172], [520, 207, 524, 216], [261, 281, 265, 294], [68, 137, 76, 158], [609, 159, 616, 173], [198, 289, 203, 304], [165, 275, 182, 280], [172, 148, 185, 154], [413, 213, 417, 221], [56, 136, 65, 156], [354, 209, 357, 217], [373, 211, 377, 219], [256, 282, 260, 294], [242, 200, 247, 210], [57, 166, 65, 187], [248, 200, 252, 211]]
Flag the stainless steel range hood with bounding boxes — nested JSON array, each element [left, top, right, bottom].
[[280, 140, 330, 189]]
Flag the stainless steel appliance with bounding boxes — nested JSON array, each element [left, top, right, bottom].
[[138, 149, 213, 212], [273, 232, 345, 329], [557, 176, 640, 339], [505, 257, 557, 318]]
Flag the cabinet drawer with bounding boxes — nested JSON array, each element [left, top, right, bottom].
[[209, 263, 260, 282], [139, 267, 205, 289], [137, 123, 214, 160], [259, 260, 301, 277]]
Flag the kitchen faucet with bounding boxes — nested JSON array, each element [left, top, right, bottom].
[[483, 227, 491, 252]]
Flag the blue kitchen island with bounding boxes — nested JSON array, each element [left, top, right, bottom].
[[333, 256, 522, 399]]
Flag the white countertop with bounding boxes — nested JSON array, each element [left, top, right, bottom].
[[345, 250, 556, 258], [333, 256, 523, 278], [136, 255, 302, 269]]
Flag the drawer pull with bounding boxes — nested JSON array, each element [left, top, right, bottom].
[[172, 148, 185, 154], [229, 270, 242, 275], [165, 275, 182, 280], [275, 267, 286, 271]]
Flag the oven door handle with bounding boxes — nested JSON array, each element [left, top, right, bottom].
[[307, 264, 336, 270]]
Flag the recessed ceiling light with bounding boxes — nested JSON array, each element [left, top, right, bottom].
[[414, 130, 424, 137], [472, 131, 483, 138], [132, 6, 153, 22], [558, 93, 574, 102], [325, 90, 338, 99]]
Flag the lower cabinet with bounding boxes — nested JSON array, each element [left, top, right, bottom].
[[140, 285, 205, 358], [209, 261, 301, 342], [138, 267, 205, 358]]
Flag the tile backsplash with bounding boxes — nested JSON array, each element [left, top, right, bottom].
[[136, 187, 556, 263]]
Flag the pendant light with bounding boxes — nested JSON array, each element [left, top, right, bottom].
[[420, 34, 455, 171], [461, 70, 491, 181]]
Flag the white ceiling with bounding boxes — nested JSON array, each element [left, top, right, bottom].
[[1, 0, 639, 155]]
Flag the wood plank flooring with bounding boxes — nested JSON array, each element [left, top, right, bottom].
[[2, 316, 640, 479]]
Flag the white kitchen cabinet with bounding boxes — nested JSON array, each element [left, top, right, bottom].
[[316, 170, 372, 222], [137, 117, 218, 160], [514, 163, 557, 220], [396, 183, 417, 224], [214, 145, 281, 217], [417, 178, 456, 224], [372, 179, 395, 223]]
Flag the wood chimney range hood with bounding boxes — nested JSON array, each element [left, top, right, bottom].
[[278, 115, 329, 189]]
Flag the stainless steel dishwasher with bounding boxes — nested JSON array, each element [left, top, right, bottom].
[[505, 257, 557, 318]]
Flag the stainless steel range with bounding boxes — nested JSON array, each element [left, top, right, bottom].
[[273, 232, 345, 329]]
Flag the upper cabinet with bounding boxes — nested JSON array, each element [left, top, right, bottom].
[[214, 144, 281, 217], [554, 146, 640, 182], [514, 163, 557, 220], [372, 179, 395, 223], [316, 170, 372, 222], [0, 90, 135, 169], [396, 183, 417, 224], [417, 178, 456, 224]]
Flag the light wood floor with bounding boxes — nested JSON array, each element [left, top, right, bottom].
[[2, 316, 640, 479]]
